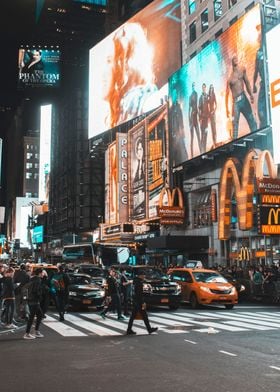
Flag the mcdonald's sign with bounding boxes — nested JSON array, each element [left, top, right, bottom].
[[219, 149, 278, 240], [257, 206, 280, 235], [238, 246, 250, 262], [157, 187, 185, 225]]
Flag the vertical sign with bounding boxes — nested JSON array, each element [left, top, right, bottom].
[[39, 104, 52, 202], [266, 24, 280, 164], [108, 142, 117, 224], [117, 133, 129, 222]]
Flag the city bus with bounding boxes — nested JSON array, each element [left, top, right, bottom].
[[62, 243, 98, 265]]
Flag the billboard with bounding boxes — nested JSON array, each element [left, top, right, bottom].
[[73, 0, 107, 4], [39, 104, 52, 202], [266, 24, 280, 164], [88, 0, 181, 138], [32, 225, 44, 244], [18, 47, 60, 88], [169, 4, 268, 167], [147, 105, 168, 218], [129, 123, 147, 220], [117, 133, 129, 223], [108, 142, 118, 224]]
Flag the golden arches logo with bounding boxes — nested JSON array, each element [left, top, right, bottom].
[[158, 187, 184, 208], [219, 149, 277, 240], [268, 208, 280, 225]]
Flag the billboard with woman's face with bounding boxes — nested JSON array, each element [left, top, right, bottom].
[[89, 0, 181, 138], [169, 4, 268, 167]]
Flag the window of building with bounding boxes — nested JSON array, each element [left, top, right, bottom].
[[26, 144, 30, 150], [201, 9, 209, 33], [215, 28, 223, 38], [189, 0, 196, 15], [26, 172, 32, 179], [189, 21, 197, 43], [26, 153, 33, 160], [34, 173, 39, 180], [30, 145, 34, 150], [34, 153, 39, 159], [201, 40, 210, 49], [214, 0, 222, 21], [26, 162, 33, 169], [25, 192, 32, 198], [34, 163, 39, 169], [245, 2, 254, 12], [228, 0, 237, 9], [190, 51, 197, 59], [192, 190, 212, 228], [229, 16, 238, 26]]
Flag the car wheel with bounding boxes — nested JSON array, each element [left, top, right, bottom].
[[169, 305, 179, 310], [190, 293, 199, 309], [225, 304, 234, 309]]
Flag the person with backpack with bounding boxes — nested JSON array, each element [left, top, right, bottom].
[[24, 267, 44, 340], [50, 265, 70, 321], [0, 267, 16, 329]]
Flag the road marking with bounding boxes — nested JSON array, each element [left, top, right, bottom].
[[219, 350, 237, 357], [184, 339, 197, 344], [65, 314, 122, 336], [223, 320, 276, 330], [269, 366, 280, 371], [43, 315, 87, 337]]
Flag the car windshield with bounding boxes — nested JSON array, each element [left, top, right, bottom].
[[135, 268, 166, 279], [193, 272, 228, 283], [70, 275, 92, 285], [79, 267, 104, 277]]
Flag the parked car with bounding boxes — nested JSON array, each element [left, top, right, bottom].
[[168, 267, 238, 309], [68, 273, 105, 310], [74, 264, 106, 287], [113, 265, 182, 310]]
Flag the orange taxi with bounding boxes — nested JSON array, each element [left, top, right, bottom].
[[168, 267, 238, 309]]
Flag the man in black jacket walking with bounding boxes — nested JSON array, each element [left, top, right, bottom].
[[126, 273, 158, 335], [24, 268, 44, 340], [100, 268, 125, 320]]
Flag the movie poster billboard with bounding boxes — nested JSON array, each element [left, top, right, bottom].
[[147, 105, 168, 218], [89, 0, 181, 138], [169, 4, 268, 167], [116, 133, 129, 223], [108, 142, 118, 224], [129, 123, 147, 221], [18, 47, 60, 88], [266, 24, 280, 164]]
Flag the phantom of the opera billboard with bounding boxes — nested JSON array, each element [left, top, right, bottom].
[[169, 4, 268, 167], [88, 0, 181, 138], [18, 47, 60, 88]]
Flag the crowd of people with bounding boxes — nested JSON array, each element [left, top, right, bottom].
[[0, 261, 158, 339]]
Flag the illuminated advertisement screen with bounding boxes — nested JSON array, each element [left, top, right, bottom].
[[18, 47, 60, 88], [39, 104, 52, 202], [147, 105, 168, 218], [266, 24, 280, 164], [129, 123, 147, 220], [74, 0, 107, 4], [169, 4, 268, 167], [89, 0, 181, 138], [32, 225, 44, 244]]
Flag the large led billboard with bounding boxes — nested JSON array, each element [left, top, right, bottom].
[[74, 0, 107, 4], [169, 4, 268, 167], [39, 104, 52, 202], [266, 24, 280, 164], [89, 0, 181, 138], [18, 47, 60, 88]]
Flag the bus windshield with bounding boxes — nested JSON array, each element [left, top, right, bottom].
[[62, 244, 95, 264]]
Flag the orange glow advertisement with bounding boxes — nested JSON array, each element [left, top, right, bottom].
[[108, 142, 117, 224], [117, 133, 129, 223]]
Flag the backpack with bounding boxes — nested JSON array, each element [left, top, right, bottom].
[[51, 274, 65, 293]]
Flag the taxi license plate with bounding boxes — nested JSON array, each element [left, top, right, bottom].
[[219, 297, 226, 300], [161, 298, 169, 303], [82, 299, 91, 304]]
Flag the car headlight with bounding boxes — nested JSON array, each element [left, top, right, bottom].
[[84, 290, 105, 297], [69, 291, 77, 296], [200, 286, 211, 293], [143, 283, 152, 292], [175, 284, 181, 294]]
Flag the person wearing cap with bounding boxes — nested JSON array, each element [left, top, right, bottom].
[[24, 268, 44, 340]]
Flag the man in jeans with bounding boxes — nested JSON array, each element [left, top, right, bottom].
[[100, 269, 125, 320], [24, 268, 44, 340]]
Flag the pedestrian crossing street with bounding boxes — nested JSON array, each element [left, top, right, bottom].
[[42, 309, 280, 338]]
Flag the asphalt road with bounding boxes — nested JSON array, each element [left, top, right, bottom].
[[1, 304, 280, 392]]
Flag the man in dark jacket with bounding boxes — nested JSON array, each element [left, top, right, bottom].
[[126, 273, 158, 335], [100, 269, 125, 320], [50, 265, 70, 322], [24, 268, 44, 339], [0, 267, 16, 328], [14, 263, 30, 320]]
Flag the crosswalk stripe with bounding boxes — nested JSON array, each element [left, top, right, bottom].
[[244, 312, 280, 320], [43, 315, 87, 337], [223, 320, 276, 330], [147, 315, 192, 327], [65, 314, 122, 336], [83, 314, 149, 335], [212, 312, 280, 327]]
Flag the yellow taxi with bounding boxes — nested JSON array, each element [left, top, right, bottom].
[[168, 267, 238, 309], [28, 263, 58, 278]]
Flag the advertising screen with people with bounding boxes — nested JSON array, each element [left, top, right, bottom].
[[18, 47, 61, 88], [169, 4, 268, 167], [88, 0, 181, 138]]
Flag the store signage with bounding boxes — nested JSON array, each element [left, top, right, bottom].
[[257, 206, 280, 234], [260, 194, 280, 204], [219, 149, 277, 240], [256, 178, 280, 195], [157, 187, 185, 225]]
